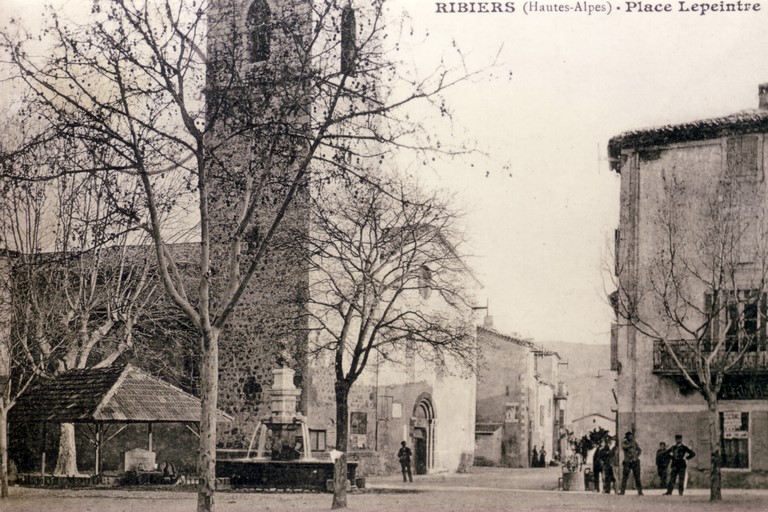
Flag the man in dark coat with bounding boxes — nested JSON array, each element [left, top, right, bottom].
[[656, 441, 670, 489], [593, 441, 607, 492], [603, 437, 618, 494], [664, 434, 695, 495], [531, 446, 539, 467], [619, 431, 643, 495], [398, 441, 413, 482]]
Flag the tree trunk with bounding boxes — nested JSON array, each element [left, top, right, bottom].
[[53, 423, 79, 476], [332, 382, 350, 510], [1, 404, 9, 498], [707, 400, 722, 501], [197, 333, 219, 512]]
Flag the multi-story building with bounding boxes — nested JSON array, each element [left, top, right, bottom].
[[475, 318, 566, 467], [610, 84, 768, 486]]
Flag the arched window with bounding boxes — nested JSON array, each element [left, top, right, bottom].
[[247, 0, 271, 63], [419, 265, 433, 299], [340, 6, 356, 75]]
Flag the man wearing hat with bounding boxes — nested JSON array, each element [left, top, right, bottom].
[[664, 434, 695, 495], [619, 431, 643, 495]]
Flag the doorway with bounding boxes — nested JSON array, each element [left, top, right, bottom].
[[412, 394, 435, 474]]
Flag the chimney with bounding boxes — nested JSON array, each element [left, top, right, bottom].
[[483, 314, 494, 329], [760, 83, 768, 110]]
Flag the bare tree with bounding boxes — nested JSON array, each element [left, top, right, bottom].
[[287, 177, 476, 508], [614, 174, 768, 501], [1, 0, 481, 508], [0, 127, 170, 479]]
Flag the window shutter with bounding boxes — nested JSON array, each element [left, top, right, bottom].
[[610, 323, 619, 371], [760, 293, 767, 351], [697, 415, 711, 470], [752, 412, 768, 471], [705, 293, 718, 352]]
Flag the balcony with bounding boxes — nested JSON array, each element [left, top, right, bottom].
[[652, 340, 768, 376]]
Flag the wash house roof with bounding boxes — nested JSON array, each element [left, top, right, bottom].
[[12, 364, 230, 424]]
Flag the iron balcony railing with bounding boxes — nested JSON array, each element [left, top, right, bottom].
[[652, 340, 768, 375]]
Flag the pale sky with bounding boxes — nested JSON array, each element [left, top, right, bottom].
[[4, 0, 768, 344]]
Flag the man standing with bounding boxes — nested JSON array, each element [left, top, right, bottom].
[[398, 441, 413, 483], [656, 441, 670, 489], [619, 431, 643, 495], [665, 434, 695, 496], [593, 440, 607, 492], [531, 446, 539, 468], [603, 437, 618, 494]]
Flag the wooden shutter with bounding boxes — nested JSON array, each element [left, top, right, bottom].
[[751, 411, 768, 471]]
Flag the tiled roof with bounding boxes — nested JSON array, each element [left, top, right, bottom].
[[475, 423, 503, 434], [608, 109, 768, 162], [11, 364, 230, 423]]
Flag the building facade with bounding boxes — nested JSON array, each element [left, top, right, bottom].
[[610, 84, 768, 487], [475, 320, 566, 467]]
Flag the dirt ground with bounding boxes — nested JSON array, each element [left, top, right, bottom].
[[3, 467, 766, 512]]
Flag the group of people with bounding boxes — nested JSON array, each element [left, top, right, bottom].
[[531, 445, 548, 467], [591, 431, 695, 495], [656, 435, 696, 495]]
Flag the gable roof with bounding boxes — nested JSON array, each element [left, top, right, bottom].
[[11, 364, 231, 424], [571, 412, 614, 424], [608, 109, 768, 165]]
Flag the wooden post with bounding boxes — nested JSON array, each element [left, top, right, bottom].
[[95, 423, 103, 476], [40, 422, 46, 479], [148, 423, 153, 452]]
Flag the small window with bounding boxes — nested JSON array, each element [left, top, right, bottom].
[[378, 396, 393, 420], [247, 0, 271, 63], [309, 430, 327, 451], [243, 377, 261, 403], [340, 6, 356, 75], [539, 405, 544, 427], [419, 266, 432, 299], [727, 136, 759, 178], [721, 411, 749, 469]]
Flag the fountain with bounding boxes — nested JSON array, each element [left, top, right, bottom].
[[216, 367, 358, 491]]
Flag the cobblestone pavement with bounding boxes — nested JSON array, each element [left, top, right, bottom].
[[3, 467, 767, 512]]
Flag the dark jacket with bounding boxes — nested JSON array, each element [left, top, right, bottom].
[[667, 443, 695, 467], [622, 438, 642, 464], [594, 446, 610, 469], [398, 446, 412, 464], [656, 447, 670, 468]]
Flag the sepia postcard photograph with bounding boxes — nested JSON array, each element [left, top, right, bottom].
[[1, 0, 768, 510]]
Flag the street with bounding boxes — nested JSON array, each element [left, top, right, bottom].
[[2, 467, 766, 512]]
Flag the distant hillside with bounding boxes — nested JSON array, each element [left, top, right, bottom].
[[539, 341, 614, 426]]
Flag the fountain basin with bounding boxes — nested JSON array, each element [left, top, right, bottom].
[[215, 458, 358, 491]]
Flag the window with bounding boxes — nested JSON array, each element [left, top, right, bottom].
[[340, 6, 356, 75], [539, 405, 544, 427], [721, 411, 749, 469], [243, 377, 261, 404], [309, 430, 327, 451], [419, 265, 432, 299], [727, 136, 760, 179], [247, 0, 271, 63], [706, 290, 767, 352], [392, 402, 403, 419], [378, 396, 393, 420], [505, 403, 519, 423]]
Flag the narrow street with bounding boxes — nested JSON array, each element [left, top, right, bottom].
[[3, 467, 767, 512]]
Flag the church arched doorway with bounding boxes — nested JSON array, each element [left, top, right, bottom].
[[412, 394, 435, 474]]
